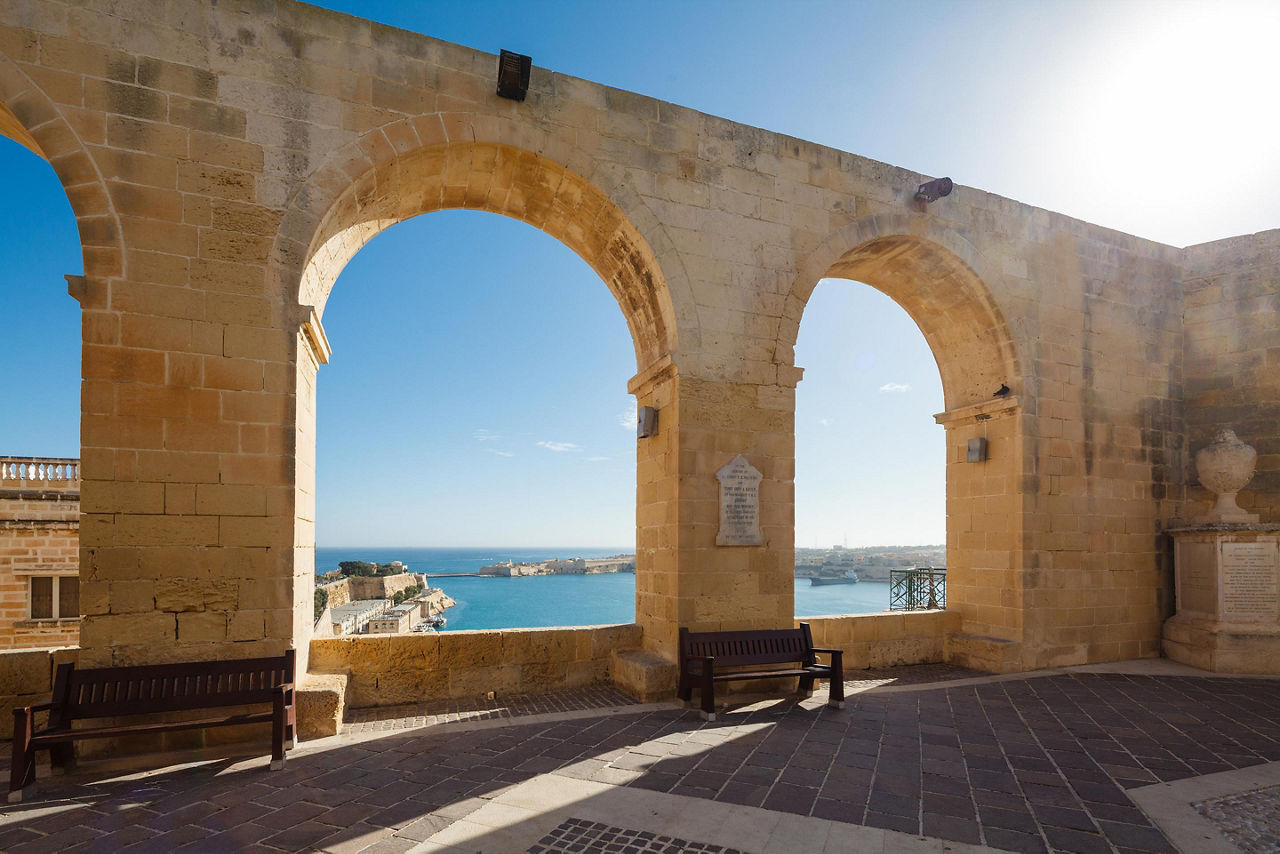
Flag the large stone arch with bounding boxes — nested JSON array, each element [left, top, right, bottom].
[[275, 115, 683, 373], [277, 116, 685, 660], [0, 56, 122, 283], [786, 215, 1030, 670], [783, 214, 1021, 410]]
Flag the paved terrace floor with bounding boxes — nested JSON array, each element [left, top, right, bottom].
[[1, 660, 1278, 854]]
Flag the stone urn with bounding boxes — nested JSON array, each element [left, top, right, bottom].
[[1195, 430, 1259, 523]]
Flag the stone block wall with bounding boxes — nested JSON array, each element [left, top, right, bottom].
[[309, 623, 642, 707]]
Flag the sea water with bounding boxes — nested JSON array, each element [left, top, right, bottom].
[[316, 546, 894, 631]]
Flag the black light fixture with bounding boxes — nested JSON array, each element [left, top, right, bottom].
[[496, 49, 531, 101], [914, 176, 953, 203]]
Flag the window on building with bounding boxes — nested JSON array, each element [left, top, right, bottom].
[[27, 575, 78, 620]]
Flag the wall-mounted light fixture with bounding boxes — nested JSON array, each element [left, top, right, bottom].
[[496, 49, 531, 101], [967, 437, 988, 463], [914, 177, 953, 204], [637, 406, 658, 439]]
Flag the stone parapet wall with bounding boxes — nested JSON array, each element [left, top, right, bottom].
[[803, 611, 962, 670], [310, 623, 642, 707]]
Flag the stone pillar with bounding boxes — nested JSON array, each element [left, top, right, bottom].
[[934, 397, 1026, 672]]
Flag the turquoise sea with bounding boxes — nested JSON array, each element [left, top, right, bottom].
[[316, 547, 893, 631]]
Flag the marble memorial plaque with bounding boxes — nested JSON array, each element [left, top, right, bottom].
[[1220, 541, 1279, 620], [716, 455, 763, 546]]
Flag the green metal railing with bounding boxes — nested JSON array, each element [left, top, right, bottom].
[[889, 567, 946, 610]]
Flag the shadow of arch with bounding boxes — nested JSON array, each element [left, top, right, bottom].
[[275, 116, 683, 372], [784, 216, 1020, 411], [0, 57, 121, 281]]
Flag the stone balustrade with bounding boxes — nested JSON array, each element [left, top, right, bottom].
[[0, 457, 80, 492]]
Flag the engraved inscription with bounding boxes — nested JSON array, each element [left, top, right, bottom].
[[1220, 541, 1279, 620], [716, 455, 763, 547]]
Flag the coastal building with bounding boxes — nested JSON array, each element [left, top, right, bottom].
[[0, 458, 80, 650], [369, 603, 416, 634], [330, 599, 390, 636]]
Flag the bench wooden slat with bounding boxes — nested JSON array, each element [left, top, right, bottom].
[[10, 650, 295, 803], [678, 624, 844, 721]]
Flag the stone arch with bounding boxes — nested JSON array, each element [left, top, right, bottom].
[[0, 57, 121, 282], [787, 215, 1028, 664], [275, 115, 683, 372], [783, 215, 1020, 411]]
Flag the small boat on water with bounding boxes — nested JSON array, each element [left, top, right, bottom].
[[810, 573, 858, 586]]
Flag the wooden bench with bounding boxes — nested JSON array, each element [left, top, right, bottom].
[[677, 623, 844, 721], [10, 650, 296, 803]]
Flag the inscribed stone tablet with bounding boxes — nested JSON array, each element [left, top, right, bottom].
[[716, 455, 763, 546], [1220, 541, 1279, 620]]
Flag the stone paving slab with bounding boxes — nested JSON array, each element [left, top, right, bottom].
[[1, 670, 1278, 853]]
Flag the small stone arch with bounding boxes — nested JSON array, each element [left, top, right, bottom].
[[0, 57, 121, 282], [783, 215, 1021, 410], [274, 115, 683, 372]]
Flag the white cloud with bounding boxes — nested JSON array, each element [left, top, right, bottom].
[[488, 449, 514, 458], [818, 417, 833, 427], [587, 456, 609, 462], [537, 441, 581, 453], [617, 408, 638, 430], [878, 383, 911, 393], [473, 429, 500, 441]]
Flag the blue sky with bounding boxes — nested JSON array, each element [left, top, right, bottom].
[[1, 0, 1275, 547]]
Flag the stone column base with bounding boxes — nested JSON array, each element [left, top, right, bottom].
[[1162, 614, 1280, 675], [945, 632, 1024, 673], [610, 648, 677, 702], [297, 672, 348, 739]]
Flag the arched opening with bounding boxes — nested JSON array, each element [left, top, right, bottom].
[[786, 228, 1023, 665], [794, 280, 945, 617], [292, 137, 675, 692], [0, 117, 85, 651], [314, 209, 638, 632]]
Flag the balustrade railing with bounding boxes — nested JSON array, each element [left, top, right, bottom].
[[889, 567, 946, 611], [0, 457, 81, 489]]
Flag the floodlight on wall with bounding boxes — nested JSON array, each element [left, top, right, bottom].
[[637, 406, 659, 439], [496, 50, 532, 101], [914, 177, 953, 203]]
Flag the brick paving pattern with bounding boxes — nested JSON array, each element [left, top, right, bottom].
[[1, 673, 1278, 853], [343, 684, 640, 733], [1194, 783, 1280, 854], [529, 817, 751, 854]]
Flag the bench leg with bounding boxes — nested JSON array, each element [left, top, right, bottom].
[[700, 670, 716, 721], [9, 708, 36, 803], [797, 674, 815, 698], [270, 687, 287, 770], [828, 657, 845, 709]]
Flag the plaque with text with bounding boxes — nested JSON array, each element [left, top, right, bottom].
[[716, 455, 763, 546], [1220, 541, 1279, 620]]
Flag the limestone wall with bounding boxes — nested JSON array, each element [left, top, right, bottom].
[[0, 0, 1268, 681], [310, 623, 641, 707], [803, 611, 962, 670], [1181, 230, 1280, 523]]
